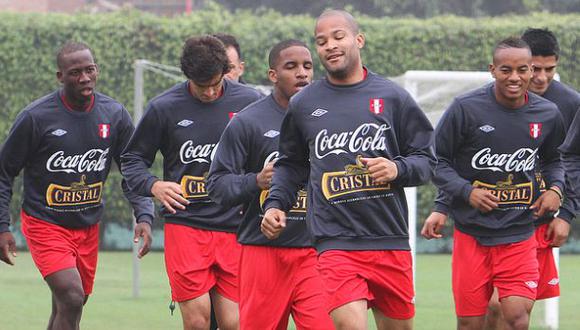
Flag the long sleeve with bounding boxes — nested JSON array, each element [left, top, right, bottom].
[[120, 103, 163, 197], [560, 109, 580, 221], [539, 113, 566, 193], [433, 189, 451, 215], [0, 112, 37, 232], [207, 117, 261, 207], [433, 100, 474, 202], [115, 109, 155, 224], [264, 106, 310, 212], [392, 94, 436, 187]]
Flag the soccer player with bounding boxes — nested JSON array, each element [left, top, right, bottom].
[[422, 29, 579, 329], [0, 41, 154, 330], [427, 37, 565, 330], [261, 10, 435, 330], [213, 33, 246, 83], [207, 39, 334, 329], [120, 35, 261, 330]]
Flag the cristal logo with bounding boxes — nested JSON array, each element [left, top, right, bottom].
[[314, 123, 389, 159], [471, 147, 537, 172], [46, 148, 109, 174], [179, 140, 217, 164], [263, 151, 279, 168]]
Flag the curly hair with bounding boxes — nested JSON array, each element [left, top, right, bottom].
[[180, 35, 230, 84]]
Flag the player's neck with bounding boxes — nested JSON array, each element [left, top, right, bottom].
[[327, 65, 366, 86], [272, 89, 289, 110], [494, 88, 528, 109], [60, 90, 94, 112]]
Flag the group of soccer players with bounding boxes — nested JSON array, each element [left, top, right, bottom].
[[0, 8, 578, 330]]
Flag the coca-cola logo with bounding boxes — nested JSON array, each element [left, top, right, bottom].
[[471, 147, 537, 172], [46, 148, 109, 174], [179, 140, 217, 164], [314, 123, 389, 159], [263, 151, 279, 168]]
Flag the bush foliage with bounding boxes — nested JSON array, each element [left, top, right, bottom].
[[1, 6, 578, 246]]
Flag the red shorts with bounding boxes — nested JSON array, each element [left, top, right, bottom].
[[239, 245, 333, 330], [20, 210, 99, 296], [164, 224, 240, 303], [317, 250, 415, 320], [535, 223, 560, 300], [452, 229, 539, 317]]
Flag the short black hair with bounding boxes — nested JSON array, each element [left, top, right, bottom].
[[180, 35, 230, 84], [268, 39, 309, 69], [56, 41, 92, 70], [213, 33, 242, 60], [521, 28, 560, 59], [493, 36, 531, 61]]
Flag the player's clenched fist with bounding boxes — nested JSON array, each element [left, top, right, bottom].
[[151, 181, 189, 214], [360, 157, 398, 184], [261, 208, 287, 240]]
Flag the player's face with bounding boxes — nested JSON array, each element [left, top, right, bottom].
[[269, 46, 313, 100], [315, 14, 364, 80], [189, 73, 224, 103], [224, 46, 245, 82], [490, 47, 532, 108], [529, 55, 558, 96], [57, 49, 98, 102]]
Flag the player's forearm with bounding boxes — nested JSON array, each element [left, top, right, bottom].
[[206, 171, 260, 206], [121, 179, 155, 224], [264, 159, 308, 212]]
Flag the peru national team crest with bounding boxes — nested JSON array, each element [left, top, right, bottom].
[[369, 98, 384, 114], [228, 112, 237, 120], [529, 123, 542, 139], [98, 124, 110, 139]]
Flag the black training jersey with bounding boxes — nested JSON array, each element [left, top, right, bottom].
[[559, 85, 580, 220], [207, 95, 311, 247], [435, 80, 579, 223], [264, 71, 436, 253], [434, 84, 565, 245], [0, 91, 154, 232], [121, 79, 262, 232]]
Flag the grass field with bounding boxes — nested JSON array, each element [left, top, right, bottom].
[[1, 253, 579, 329]]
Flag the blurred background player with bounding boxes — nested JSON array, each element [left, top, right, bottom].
[[213, 33, 246, 83], [262, 10, 435, 330], [0, 41, 154, 330], [208, 39, 334, 329], [121, 35, 261, 330]]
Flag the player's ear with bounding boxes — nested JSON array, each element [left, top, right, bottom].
[[56, 70, 64, 84], [489, 63, 496, 78], [268, 68, 278, 84]]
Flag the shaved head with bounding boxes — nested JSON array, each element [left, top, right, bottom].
[[316, 9, 359, 34]]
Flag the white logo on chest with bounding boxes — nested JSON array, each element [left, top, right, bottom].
[[46, 148, 109, 174], [314, 123, 389, 159], [471, 147, 537, 173], [179, 140, 217, 164]]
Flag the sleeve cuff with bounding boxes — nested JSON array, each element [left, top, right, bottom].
[[433, 203, 449, 215], [557, 208, 574, 223], [145, 177, 160, 197], [460, 183, 474, 203], [264, 200, 284, 212], [0, 222, 10, 233], [246, 173, 262, 195], [136, 214, 154, 225], [394, 159, 407, 184]]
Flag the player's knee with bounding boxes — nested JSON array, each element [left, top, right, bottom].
[[332, 317, 366, 330], [503, 312, 530, 330], [57, 287, 85, 313], [183, 313, 210, 330]]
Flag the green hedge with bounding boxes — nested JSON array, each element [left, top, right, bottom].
[[1, 6, 579, 247]]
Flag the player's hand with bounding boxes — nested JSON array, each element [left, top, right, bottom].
[[151, 181, 189, 214], [134, 222, 152, 258], [0, 231, 17, 265], [360, 157, 398, 184], [261, 208, 287, 240], [468, 188, 499, 213], [257, 161, 275, 190], [421, 212, 447, 239], [546, 217, 570, 247], [530, 189, 560, 218]]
